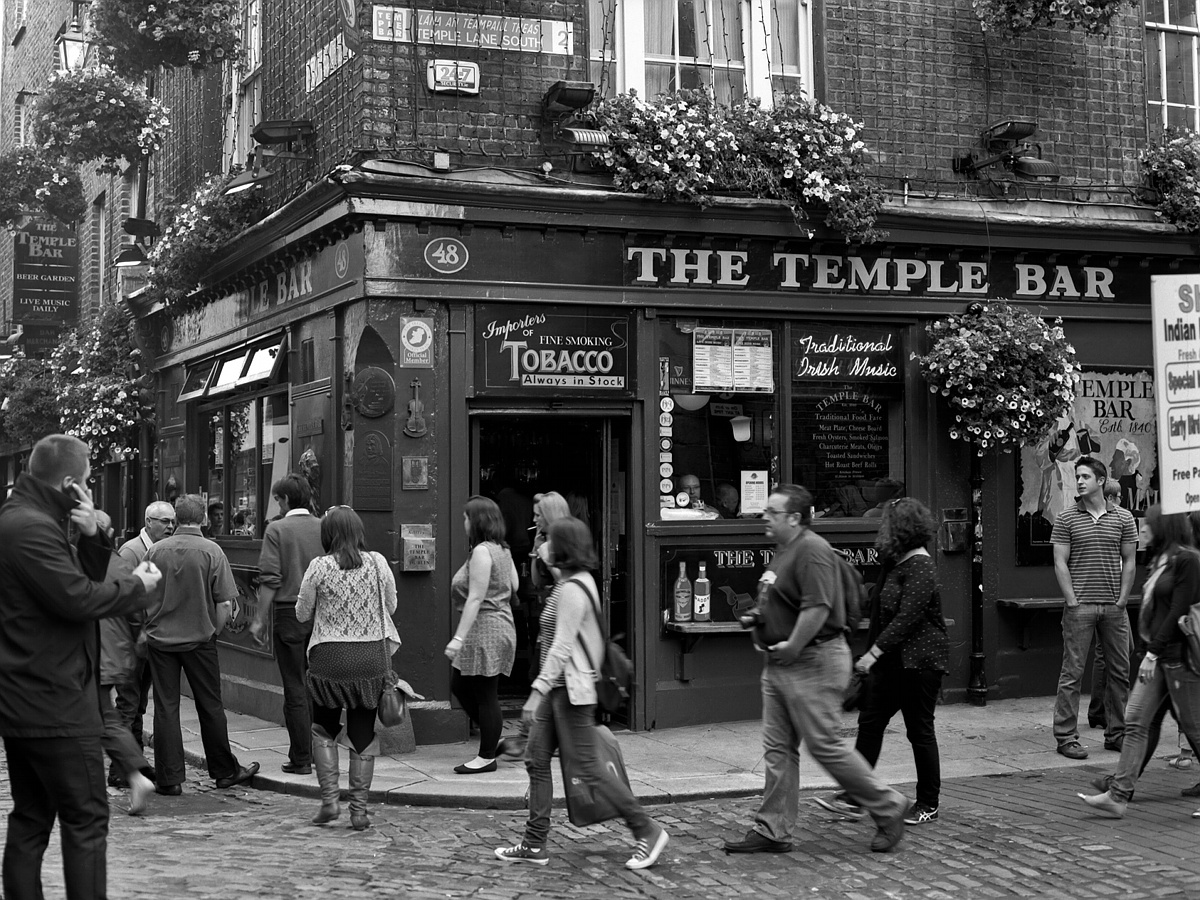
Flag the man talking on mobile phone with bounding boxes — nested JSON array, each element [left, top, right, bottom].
[[0, 434, 162, 900]]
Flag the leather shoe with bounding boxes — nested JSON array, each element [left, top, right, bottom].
[[1103, 738, 1124, 752], [1183, 781, 1200, 798], [281, 762, 312, 775], [1057, 740, 1088, 760], [453, 760, 497, 774], [870, 808, 906, 853], [215, 762, 260, 789], [1078, 790, 1126, 818], [155, 783, 182, 796], [723, 830, 792, 854]]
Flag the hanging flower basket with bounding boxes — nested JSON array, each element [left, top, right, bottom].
[[54, 303, 153, 464], [90, 0, 241, 79], [916, 301, 1082, 455], [0, 147, 85, 228], [32, 67, 170, 176], [582, 91, 885, 244], [145, 169, 270, 314], [1140, 127, 1200, 233], [973, 0, 1133, 38]]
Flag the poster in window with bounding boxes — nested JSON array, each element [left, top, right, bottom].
[[693, 328, 773, 392], [1016, 370, 1156, 565]]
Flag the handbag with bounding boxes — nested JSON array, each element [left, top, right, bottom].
[[843, 669, 869, 711], [560, 724, 631, 826], [369, 553, 423, 726], [1179, 603, 1200, 678]]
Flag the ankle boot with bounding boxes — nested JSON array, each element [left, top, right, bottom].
[[344, 733, 379, 831], [310, 726, 340, 825]]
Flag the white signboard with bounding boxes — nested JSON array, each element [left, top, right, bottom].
[[740, 470, 768, 516], [1152, 274, 1200, 514]]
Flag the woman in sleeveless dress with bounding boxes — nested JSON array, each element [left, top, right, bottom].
[[444, 495, 518, 773]]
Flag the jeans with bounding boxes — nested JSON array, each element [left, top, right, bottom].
[[756, 638, 907, 842], [147, 639, 240, 786], [3, 734, 109, 900], [523, 686, 651, 848], [1054, 603, 1131, 746], [1110, 661, 1200, 801], [1087, 636, 1108, 725], [273, 604, 313, 767], [855, 660, 943, 809], [113, 655, 151, 747], [99, 685, 151, 781]]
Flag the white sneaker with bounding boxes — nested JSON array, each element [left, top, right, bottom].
[[626, 825, 669, 870]]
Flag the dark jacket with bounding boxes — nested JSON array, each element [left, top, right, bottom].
[[869, 553, 949, 673], [1141, 547, 1200, 665], [0, 473, 149, 738]]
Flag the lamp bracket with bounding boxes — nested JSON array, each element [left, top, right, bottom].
[[257, 147, 314, 162]]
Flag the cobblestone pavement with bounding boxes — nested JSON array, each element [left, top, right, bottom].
[[7, 757, 1200, 898]]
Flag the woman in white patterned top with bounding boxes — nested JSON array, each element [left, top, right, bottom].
[[296, 506, 401, 831]]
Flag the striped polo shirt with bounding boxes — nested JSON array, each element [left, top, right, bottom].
[[1050, 500, 1137, 604]]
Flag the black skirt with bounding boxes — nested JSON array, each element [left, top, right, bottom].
[[307, 641, 392, 710]]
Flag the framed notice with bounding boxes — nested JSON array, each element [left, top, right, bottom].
[[1152, 274, 1200, 514], [692, 327, 773, 392]]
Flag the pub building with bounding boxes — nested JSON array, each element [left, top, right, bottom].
[[135, 164, 1185, 741]]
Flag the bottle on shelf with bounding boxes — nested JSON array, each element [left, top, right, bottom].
[[693, 561, 711, 622], [673, 561, 692, 623]]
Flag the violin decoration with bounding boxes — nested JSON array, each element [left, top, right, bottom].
[[404, 379, 428, 438]]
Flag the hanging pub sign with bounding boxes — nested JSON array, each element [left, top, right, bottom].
[[12, 220, 78, 326], [475, 305, 634, 396]]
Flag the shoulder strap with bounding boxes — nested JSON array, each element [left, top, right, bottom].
[[566, 576, 605, 671]]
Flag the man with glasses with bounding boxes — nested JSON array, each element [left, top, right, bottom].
[[724, 484, 909, 855], [103, 501, 176, 789]]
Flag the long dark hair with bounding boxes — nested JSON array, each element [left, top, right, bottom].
[[465, 494, 508, 549], [1145, 504, 1195, 563], [548, 516, 598, 572], [876, 497, 937, 562], [321, 506, 367, 569]]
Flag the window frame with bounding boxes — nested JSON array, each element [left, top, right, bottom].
[[590, 0, 814, 104], [1146, 1, 1200, 131]]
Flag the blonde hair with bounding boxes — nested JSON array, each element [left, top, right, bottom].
[[535, 491, 570, 528]]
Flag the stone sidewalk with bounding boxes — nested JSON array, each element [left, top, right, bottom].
[[148, 693, 1187, 809]]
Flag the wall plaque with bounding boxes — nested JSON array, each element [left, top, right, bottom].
[[353, 430, 394, 510], [350, 367, 395, 417], [401, 456, 429, 490]]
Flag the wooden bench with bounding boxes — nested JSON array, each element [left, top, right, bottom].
[[997, 597, 1140, 650]]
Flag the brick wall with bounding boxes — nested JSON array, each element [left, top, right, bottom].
[[820, 0, 1147, 196]]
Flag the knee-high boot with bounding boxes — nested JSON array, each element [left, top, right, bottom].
[[341, 732, 379, 831], [311, 726, 340, 825]]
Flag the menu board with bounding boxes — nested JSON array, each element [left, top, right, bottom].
[[806, 390, 889, 484], [693, 327, 773, 392]]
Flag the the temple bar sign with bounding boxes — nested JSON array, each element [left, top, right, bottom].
[[12, 220, 78, 325], [476, 305, 634, 396], [626, 246, 1117, 301]]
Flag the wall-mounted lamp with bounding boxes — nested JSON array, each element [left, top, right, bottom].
[[730, 415, 752, 443], [953, 117, 1061, 183], [55, 2, 90, 72], [672, 393, 710, 412], [223, 152, 274, 195], [113, 216, 160, 268], [542, 81, 596, 118], [252, 119, 316, 161]]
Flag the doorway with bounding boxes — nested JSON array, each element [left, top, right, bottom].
[[473, 413, 631, 724]]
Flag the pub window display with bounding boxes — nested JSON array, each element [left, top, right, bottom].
[[790, 324, 905, 519], [658, 318, 779, 520]]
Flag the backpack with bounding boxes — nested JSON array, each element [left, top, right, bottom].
[[569, 577, 634, 713], [1180, 604, 1200, 678], [834, 551, 867, 634]]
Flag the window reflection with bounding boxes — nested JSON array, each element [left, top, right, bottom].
[[228, 401, 258, 537]]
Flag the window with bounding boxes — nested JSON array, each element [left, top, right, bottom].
[[201, 394, 290, 538], [223, 0, 263, 169], [13, 92, 32, 147], [655, 317, 907, 522], [790, 324, 905, 519], [12, 0, 28, 34], [1146, 0, 1200, 129], [588, 0, 812, 103], [658, 317, 780, 519]]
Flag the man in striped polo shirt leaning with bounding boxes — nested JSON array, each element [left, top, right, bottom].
[[1051, 457, 1138, 760]]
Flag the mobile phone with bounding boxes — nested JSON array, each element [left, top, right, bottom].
[[61, 482, 81, 507]]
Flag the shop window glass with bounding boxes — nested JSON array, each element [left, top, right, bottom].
[[203, 411, 226, 535], [657, 317, 779, 519], [260, 394, 290, 525], [790, 323, 905, 519], [228, 401, 259, 536]]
